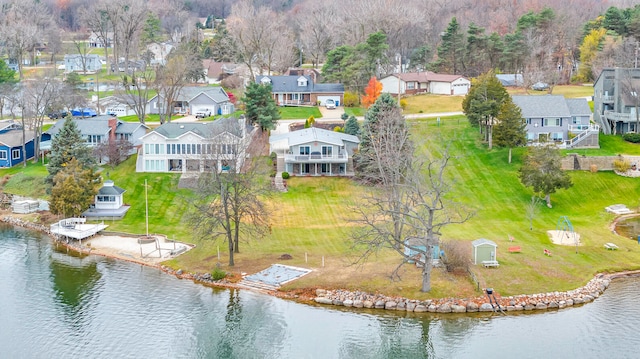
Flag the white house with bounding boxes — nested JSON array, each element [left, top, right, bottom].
[[379, 72, 470, 96], [136, 117, 254, 173], [82, 180, 130, 219], [147, 86, 234, 116], [64, 54, 102, 73], [146, 42, 174, 66]]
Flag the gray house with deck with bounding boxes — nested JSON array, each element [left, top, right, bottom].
[[593, 68, 640, 135], [512, 95, 598, 148], [269, 127, 359, 176]]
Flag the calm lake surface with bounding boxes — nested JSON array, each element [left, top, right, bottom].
[[2, 224, 639, 359]]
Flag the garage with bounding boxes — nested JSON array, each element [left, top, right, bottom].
[[317, 96, 341, 107], [191, 105, 214, 116]]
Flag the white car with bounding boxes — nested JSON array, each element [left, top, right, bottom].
[[195, 109, 212, 118], [325, 99, 336, 109]]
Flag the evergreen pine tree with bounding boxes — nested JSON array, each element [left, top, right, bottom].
[[355, 93, 412, 183], [344, 116, 360, 136], [49, 158, 100, 217], [494, 98, 527, 163], [47, 118, 96, 187], [243, 82, 280, 131]]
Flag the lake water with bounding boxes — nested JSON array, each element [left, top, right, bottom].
[[615, 216, 640, 241], [2, 224, 639, 359]]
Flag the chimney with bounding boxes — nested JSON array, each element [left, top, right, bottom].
[[108, 117, 117, 142]]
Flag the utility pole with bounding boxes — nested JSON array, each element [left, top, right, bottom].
[[396, 53, 401, 107]]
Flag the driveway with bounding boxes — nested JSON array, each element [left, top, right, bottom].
[[318, 105, 345, 120]]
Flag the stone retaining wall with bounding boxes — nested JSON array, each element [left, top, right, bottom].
[[561, 154, 640, 172], [313, 275, 614, 313]]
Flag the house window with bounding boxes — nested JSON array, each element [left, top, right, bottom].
[[322, 146, 332, 157], [572, 117, 580, 125], [321, 163, 330, 173], [11, 149, 20, 160], [0, 151, 6, 160], [97, 195, 116, 202], [543, 118, 562, 126], [299, 146, 310, 155], [552, 132, 563, 141], [526, 119, 532, 125], [407, 82, 415, 90], [88, 135, 102, 144], [527, 132, 535, 141]]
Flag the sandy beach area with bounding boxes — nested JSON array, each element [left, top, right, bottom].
[[547, 230, 581, 246], [83, 234, 194, 265]]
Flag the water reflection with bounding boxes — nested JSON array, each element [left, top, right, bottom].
[[615, 216, 640, 239], [3, 227, 640, 358]]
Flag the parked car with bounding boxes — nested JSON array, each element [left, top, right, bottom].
[[195, 109, 212, 118], [47, 111, 68, 119], [532, 82, 549, 91], [325, 99, 336, 109]]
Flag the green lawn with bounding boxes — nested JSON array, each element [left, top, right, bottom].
[[508, 84, 594, 98], [403, 94, 464, 114], [278, 106, 322, 119], [4, 114, 640, 300], [344, 107, 366, 117]]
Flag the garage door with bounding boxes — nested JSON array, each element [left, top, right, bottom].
[[317, 96, 341, 106], [452, 84, 469, 95]]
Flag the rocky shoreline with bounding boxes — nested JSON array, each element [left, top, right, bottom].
[[5, 215, 640, 314]]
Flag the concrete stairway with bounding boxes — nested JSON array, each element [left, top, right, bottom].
[[274, 172, 288, 192]]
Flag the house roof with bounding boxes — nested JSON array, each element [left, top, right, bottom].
[[148, 117, 246, 140], [158, 86, 230, 103], [512, 95, 572, 118], [269, 127, 359, 147], [45, 116, 147, 137], [256, 75, 344, 94], [203, 60, 238, 78], [496, 74, 523, 86], [98, 180, 125, 195], [472, 238, 497, 247], [566, 98, 592, 116], [0, 129, 35, 147], [387, 71, 467, 84]]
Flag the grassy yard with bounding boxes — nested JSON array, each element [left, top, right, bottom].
[[4, 114, 640, 300], [278, 106, 322, 120], [403, 94, 464, 114], [507, 84, 594, 98]]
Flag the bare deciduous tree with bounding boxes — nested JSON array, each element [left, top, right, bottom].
[[93, 138, 134, 167], [117, 69, 153, 123], [0, 1, 52, 79], [187, 119, 270, 267], [21, 75, 65, 164], [351, 104, 472, 292]]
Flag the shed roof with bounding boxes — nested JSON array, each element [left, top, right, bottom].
[[565, 98, 592, 116], [472, 238, 497, 247], [98, 180, 125, 195]]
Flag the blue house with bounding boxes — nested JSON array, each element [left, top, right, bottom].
[[0, 121, 35, 168]]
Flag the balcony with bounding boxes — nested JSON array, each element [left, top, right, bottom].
[[604, 111, 632, 122], [284, 153, 348, 163], [602, 95, 614, 103]]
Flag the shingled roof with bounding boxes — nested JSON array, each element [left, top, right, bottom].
[[256, 75, 344, 93]]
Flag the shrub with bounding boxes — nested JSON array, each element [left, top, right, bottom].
[[269, 169, 276, 177], [613, 158, 631, 172], [270, 152, 277, 162], [343, 91, 360, 107], [440, 240, 471, 273], [333, 126, 344, 132], [341, 112, 349, 120], [623, 133, 640, 143], [211, 267, 227, 281], [282, 172, 290, 179], [589, 164, 598, 173], [400, 99, 408, 110]]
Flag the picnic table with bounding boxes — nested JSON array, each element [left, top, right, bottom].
[[482, 260, 500, 268], [604, 243, 619, 250]]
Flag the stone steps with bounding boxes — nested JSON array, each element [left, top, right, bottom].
[[273, 172, 288, 192], [237, 279, 279, 291]]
